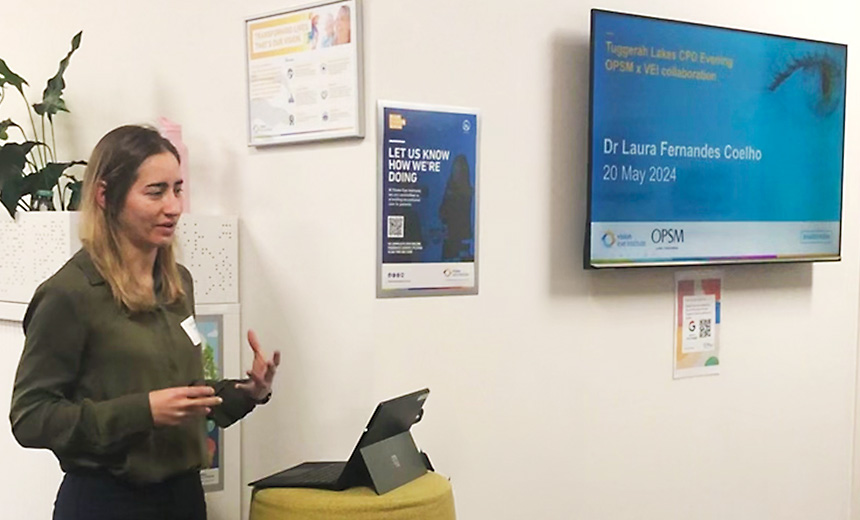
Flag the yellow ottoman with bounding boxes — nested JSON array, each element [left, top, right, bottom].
[[250, 472, 456, 520]]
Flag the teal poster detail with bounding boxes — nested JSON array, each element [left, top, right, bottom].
[[377, 102, 480, 297], [197, 314, 223, 492]]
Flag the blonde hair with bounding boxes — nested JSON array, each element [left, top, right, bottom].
[[79, 125, 185, 312]]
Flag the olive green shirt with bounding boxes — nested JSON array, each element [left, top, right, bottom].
[[9, 249, 255, 485]]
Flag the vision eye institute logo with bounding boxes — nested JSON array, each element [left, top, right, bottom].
[[443, 268, 469, 278], [601, 231, 616, 247], [600, 230, 645, 248]]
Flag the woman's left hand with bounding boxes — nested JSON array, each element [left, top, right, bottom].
[[235, 329, 280, 402]]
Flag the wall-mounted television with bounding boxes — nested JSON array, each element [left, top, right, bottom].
[[586, 10, 847, 268]]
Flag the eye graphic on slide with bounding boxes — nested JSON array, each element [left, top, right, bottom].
[[769, 53, 843, 116]]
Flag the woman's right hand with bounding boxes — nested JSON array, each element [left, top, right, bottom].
[[148, 386, 223, 427]]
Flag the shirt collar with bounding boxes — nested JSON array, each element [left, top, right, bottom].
[[72, 248, 106, 286]]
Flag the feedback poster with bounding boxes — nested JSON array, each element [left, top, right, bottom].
[[590, 11, 846, 264], [673, 271, 722, 379], [377, 102, 479, 297]]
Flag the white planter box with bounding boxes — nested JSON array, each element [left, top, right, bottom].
[[0, 212, 82, 305], [0, 212, 238, 305]]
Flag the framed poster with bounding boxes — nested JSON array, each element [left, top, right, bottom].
[[196, 314, 224, 492], [195, 303, 241, 520], [673, 270, 722, 378], [245, 0, 364, 146], [377, 101, 480, 297]]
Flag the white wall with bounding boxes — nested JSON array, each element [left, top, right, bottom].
[[1, 1, 859, 519]]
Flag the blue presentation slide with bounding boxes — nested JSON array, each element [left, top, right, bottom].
[[589, 11, 846, 265]]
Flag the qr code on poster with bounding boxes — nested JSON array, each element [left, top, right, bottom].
[[387, 215, 404, 238], [699, 319, 712, 338]]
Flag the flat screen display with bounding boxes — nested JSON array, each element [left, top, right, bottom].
[[587, 10, 847, 268]]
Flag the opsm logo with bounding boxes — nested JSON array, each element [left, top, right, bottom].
[[651, 228, 685, 244]]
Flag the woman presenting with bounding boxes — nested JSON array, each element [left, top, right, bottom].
[[10, 125, 279, 520]]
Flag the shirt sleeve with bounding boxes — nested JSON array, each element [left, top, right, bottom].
[[9, 284, 154, 457]]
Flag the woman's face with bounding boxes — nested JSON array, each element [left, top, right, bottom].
[[116, 151, 183, 252]]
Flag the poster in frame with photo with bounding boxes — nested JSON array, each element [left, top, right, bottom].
[[245, 0, 364, 146], [194, 303, 241, 520], [377, 101, 481, 298], [196, 313, 224, 492]]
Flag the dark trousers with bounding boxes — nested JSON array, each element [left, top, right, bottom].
[[53, 471, 206, 520]]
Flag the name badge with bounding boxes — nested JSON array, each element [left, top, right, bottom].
[[180, 315, 203, 346]]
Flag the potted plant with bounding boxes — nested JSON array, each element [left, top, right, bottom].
[[0, 31, 85, 219]]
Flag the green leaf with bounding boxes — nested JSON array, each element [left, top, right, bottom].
[[23, 161, 86, 194], [0, 155, 80, 218], [0, 59, 28, 95], [67, 178, 83, 210], [0, 175, 25, 218], [0, 141, 41, 190], [33, 31, 82, 119], [0, 119, 22, 140]]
